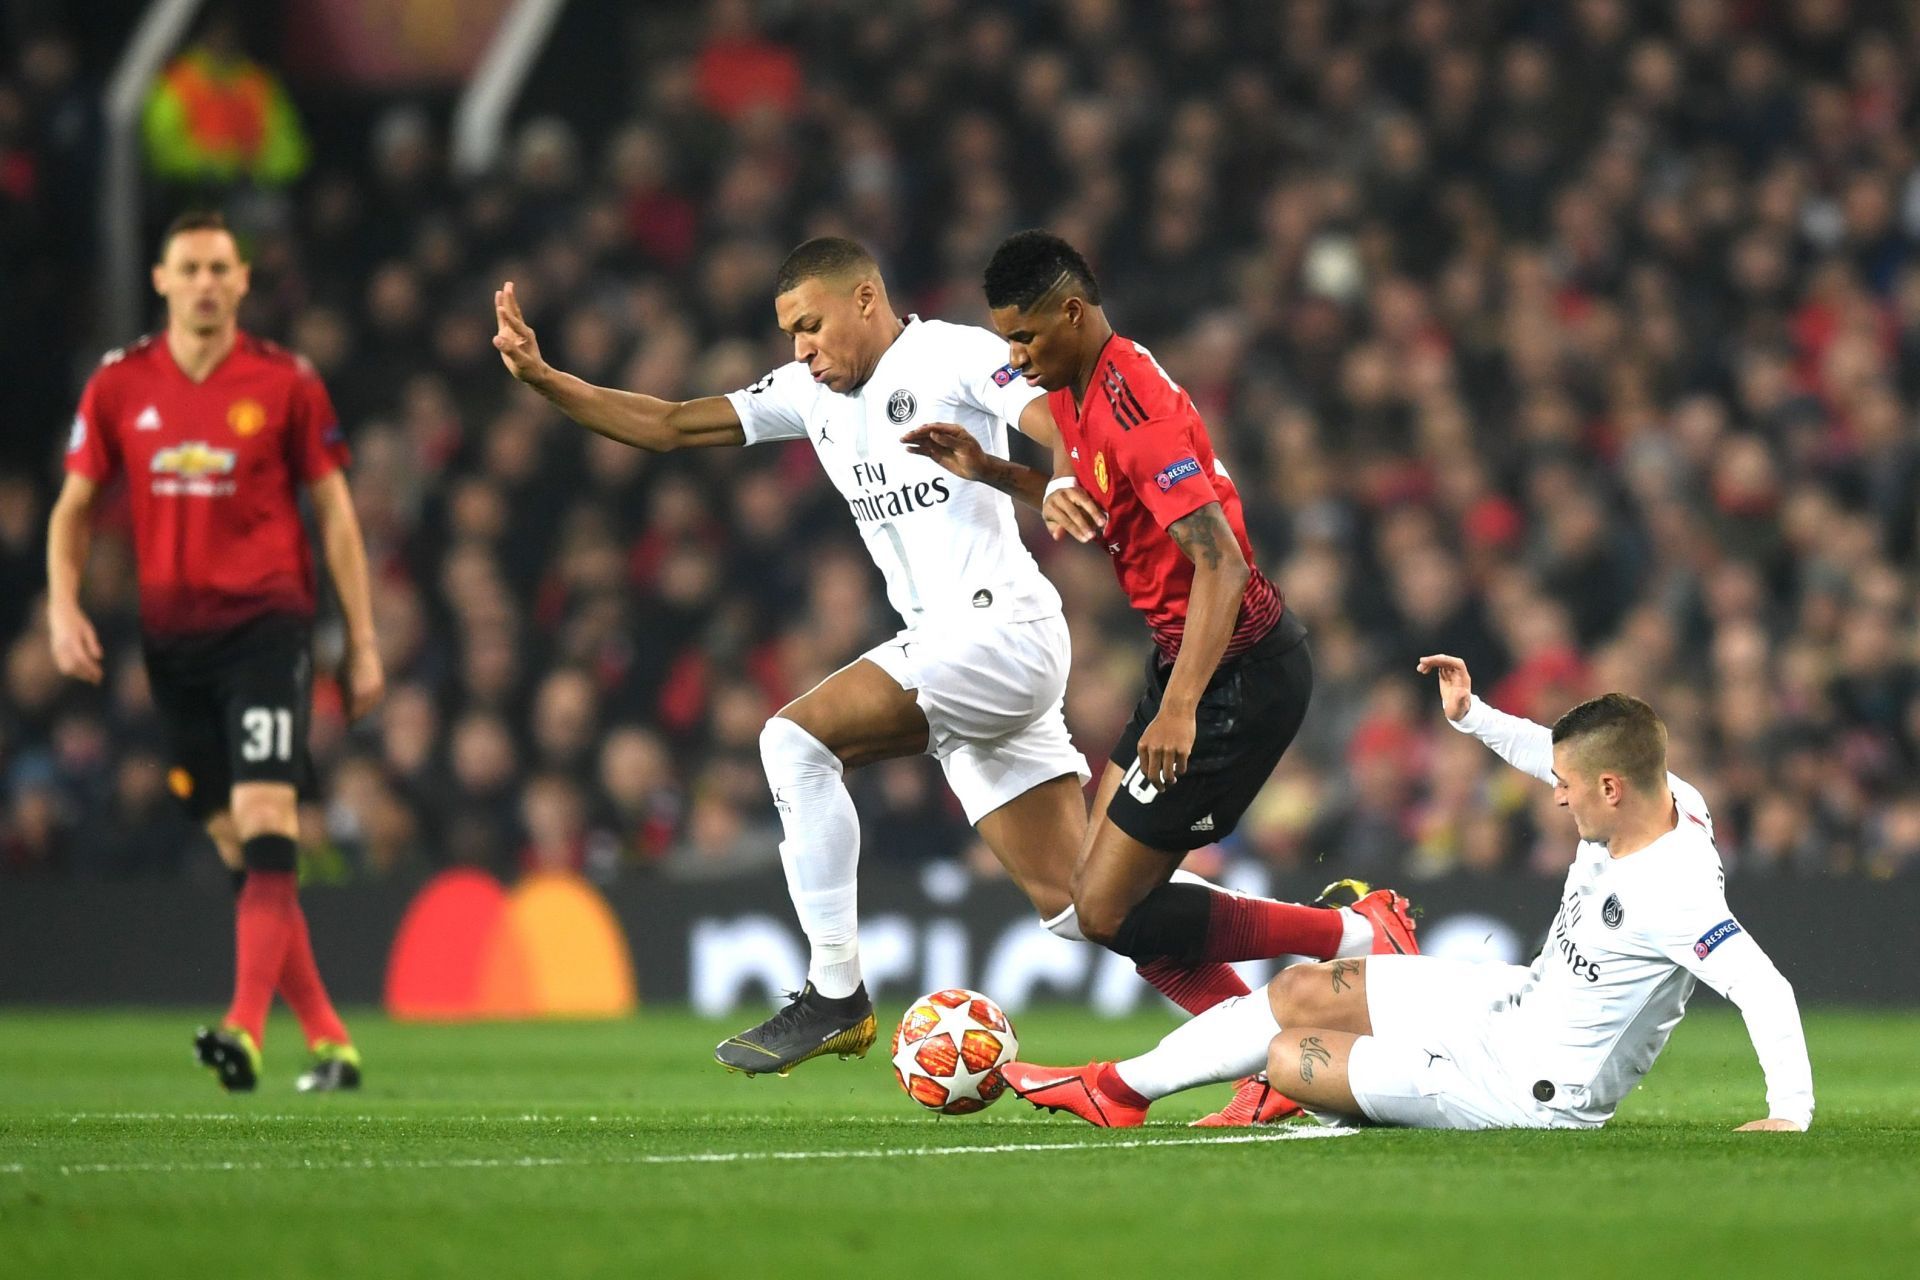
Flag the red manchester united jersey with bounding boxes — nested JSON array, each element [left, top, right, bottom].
[[1048, 334, 1282, 661], [65, 332, 350, 639]]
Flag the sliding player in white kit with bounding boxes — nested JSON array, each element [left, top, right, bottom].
[[1003, 654, 1815, 1132], [494, 238, 1392, 1080]]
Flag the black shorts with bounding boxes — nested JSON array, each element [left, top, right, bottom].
[[1106, 610, 1312, 853], [144, 614, 315, 822]]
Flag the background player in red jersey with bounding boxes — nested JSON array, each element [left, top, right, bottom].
[[44, 211, 384, 1092], [912, 231, 1418, 1124]]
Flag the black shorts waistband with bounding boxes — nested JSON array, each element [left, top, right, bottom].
[[1153, 608, 1307, 677]]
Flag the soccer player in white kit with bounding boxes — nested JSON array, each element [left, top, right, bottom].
[[493, 239, 1389, 1078], [1002, 654, 1815, 1132]]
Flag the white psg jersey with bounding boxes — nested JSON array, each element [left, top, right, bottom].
[[725, 318, 1060, 628], [1453, 698, 1815, 1129]]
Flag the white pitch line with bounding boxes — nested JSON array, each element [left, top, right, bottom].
[[39, 1112, 968, 1125], [1, 1127, 1357, 1177]]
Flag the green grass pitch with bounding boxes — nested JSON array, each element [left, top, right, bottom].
[[1, 1006, 1914, 1279]]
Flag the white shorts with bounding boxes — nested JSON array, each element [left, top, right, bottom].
[[863, 611, 1089, 825], [1342, 955, 1593, 1131]]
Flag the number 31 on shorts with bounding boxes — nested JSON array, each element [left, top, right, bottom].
[[241, 707, 294, 762]]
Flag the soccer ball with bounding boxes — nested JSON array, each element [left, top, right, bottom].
[[891, 988, 1019, 1115]]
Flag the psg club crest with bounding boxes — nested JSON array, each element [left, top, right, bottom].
[[887, 389, 916, 424], [1602, 893, 1623, 929]]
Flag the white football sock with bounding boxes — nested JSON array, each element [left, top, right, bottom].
[[760, 717, 863, 999], [1168, 867, 1232, 893], [1335, 907, 1373, 959], [1042, 903, 1087, 942], [1112, 991, 1282, 1101]]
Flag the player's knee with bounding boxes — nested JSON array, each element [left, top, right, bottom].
[[1270, 962, 1323, 1025], [228, 784, 297, 842], [1071, 889, 1126, 949], [759, 716, 840, 780], [1266, 1035, 1295, 1082]]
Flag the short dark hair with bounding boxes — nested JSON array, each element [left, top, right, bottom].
[[983, 230, 1101, 310], [158, 209, 242, 261], [1551, 693, 1667, 789], [774, 237, 877, 294]]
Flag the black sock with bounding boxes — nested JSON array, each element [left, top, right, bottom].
[[241, 833, 298, 873], [805, 982, 869, 1012], [1107, 882, 1212, 963]]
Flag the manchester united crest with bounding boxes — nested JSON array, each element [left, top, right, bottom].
[[227, 399, 267, 437], [1093, 450, 1109, 494]]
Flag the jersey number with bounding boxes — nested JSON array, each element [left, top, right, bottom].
[[241, 708, 294, 763], [1121, 759, 1160, 804]]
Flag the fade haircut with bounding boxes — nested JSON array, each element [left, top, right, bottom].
[[774, 237, 877, 294], [983, 230, 1101, 311], [1551, 693, 1667, 790], [158, 209, 242, 261]]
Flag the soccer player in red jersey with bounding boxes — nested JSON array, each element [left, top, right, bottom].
[[915, 230, 1418, 1124], [45, 211, 385, 1092], [504, 239, 1397, 1091]]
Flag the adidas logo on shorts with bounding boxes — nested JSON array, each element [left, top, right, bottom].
[[1190, 814, 1215, 832]]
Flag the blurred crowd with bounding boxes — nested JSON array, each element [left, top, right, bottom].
[[4, 0, 1920, 886]]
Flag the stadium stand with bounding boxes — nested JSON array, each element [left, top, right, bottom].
[[3, 0, 1917, 886]]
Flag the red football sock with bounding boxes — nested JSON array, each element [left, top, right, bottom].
[[278, 900, 351, 1049], [225, 870, 298, 1047], [1096, 1062, 1153, 1111], [1136, 957, 1253, 1014], [1201, 894, 1343, 963]]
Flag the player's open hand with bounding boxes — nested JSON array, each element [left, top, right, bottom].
[[1417, 653, 1473, 721], [493, 281, 551, 388], [1136, 704, 1196, 789], [1042, 481, 1105, 544], [48, 600, 104, 684], [344, 640, 386, 721], [901, 423, 990, 480], [1734, 1118, 1804, 1132]]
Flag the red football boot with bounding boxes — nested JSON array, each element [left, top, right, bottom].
[[1192, 1073, 1305, 1127], [1000, 1060, 1149, 1128], [1353, 888, 1420, 956]]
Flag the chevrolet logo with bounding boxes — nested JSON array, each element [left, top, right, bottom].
[[151, 442, 237, 478]]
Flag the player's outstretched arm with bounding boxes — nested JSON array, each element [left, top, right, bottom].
[[1417, 654, 1556, 785], [493, 281, 744, 452], [1718, 957, 1813, 1132], [309, 471, 385, 721], [45, 473, 104, 684], [900, 422, 1049, 507], [1672, 921, 1814, 1133]]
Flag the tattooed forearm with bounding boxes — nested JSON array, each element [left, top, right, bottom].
[[1297, 1035, 1332, 1084], [1330, 960, 1358, 993], [1167, 504, 1233, 571], [980, 457, 1043, 500]]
